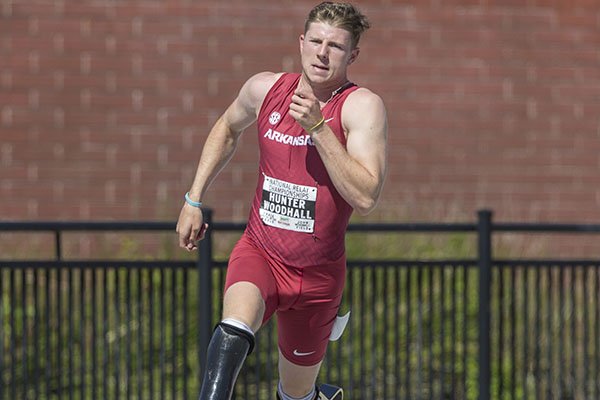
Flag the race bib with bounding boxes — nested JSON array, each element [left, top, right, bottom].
[[259, 175, 317, 233]]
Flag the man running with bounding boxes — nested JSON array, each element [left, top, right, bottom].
[[176, 2, 387, 399]]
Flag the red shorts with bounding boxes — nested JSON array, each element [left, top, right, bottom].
[[224, 234, 346, 366]]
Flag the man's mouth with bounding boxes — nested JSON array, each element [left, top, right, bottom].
[[312, 64, 329, 71]]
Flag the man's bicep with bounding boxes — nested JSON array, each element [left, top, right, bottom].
[[221, 85, 260, 133], [221, 97, 256, 134], [345, 92, 388, 179]]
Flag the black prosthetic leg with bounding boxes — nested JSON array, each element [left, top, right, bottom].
[[198, 322, 255, 400]]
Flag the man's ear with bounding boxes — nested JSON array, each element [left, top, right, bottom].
[[299, 34, 305, 52], [348, 47, 360, 65]]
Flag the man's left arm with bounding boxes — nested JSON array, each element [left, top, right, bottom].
[[311, 89, 388, 215]]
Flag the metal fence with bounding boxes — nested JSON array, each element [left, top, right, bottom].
[[1, 210, 599, 399]]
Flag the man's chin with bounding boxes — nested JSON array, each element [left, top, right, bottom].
[[303, 70, 330, 84]]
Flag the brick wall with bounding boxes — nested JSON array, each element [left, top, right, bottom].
[[1, 0, 599, 223]]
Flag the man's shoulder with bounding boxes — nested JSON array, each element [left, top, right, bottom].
[[241, 72, 285, 105], [343, 86, 386, 114], [346, 86, 383, 104], [246, 72, 285, 92], [341, 86, 387, 133]]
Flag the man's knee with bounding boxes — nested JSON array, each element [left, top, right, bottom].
[[223, 281, 265, 332], [214, 321, 255, 355]]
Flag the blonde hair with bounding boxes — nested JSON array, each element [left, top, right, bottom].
[[304, 2, 370, 48]]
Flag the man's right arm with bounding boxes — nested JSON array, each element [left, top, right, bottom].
[[176, 72, 279, 251]]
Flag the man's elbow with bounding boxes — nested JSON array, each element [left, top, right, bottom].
[[353, 196, 378, 216], [350, 178, 384, 216]]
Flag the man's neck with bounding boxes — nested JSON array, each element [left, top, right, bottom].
[[299, 74, 350, 104]]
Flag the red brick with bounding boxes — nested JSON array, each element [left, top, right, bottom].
[[1, 0, 600, 225]]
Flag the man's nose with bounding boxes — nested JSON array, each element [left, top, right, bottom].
[[317, 43, 328, 58]]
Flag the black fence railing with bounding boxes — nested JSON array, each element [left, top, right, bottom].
[[1, 210, 599, 399]]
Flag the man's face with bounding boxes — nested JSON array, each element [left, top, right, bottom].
[[300, 22, 359, 85]]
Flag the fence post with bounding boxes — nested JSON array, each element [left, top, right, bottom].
[[54, 230, 62, 260], [197, 208, 214, 379], [477, 209, 492, 400]]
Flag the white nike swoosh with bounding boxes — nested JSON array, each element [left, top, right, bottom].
[[324, 117, 334, 123], [293, 349, 316, 357]]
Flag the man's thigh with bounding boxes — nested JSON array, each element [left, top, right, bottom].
[[277, 260, 346, 366]]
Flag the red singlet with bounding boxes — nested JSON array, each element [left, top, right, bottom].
[[225, 73, 358, 366]]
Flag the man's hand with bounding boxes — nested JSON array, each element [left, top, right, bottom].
[[176, 204, 208, 251], [289, 83, 323, 132]]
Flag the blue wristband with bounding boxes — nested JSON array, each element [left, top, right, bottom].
[[185, 192, 202, 208]]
